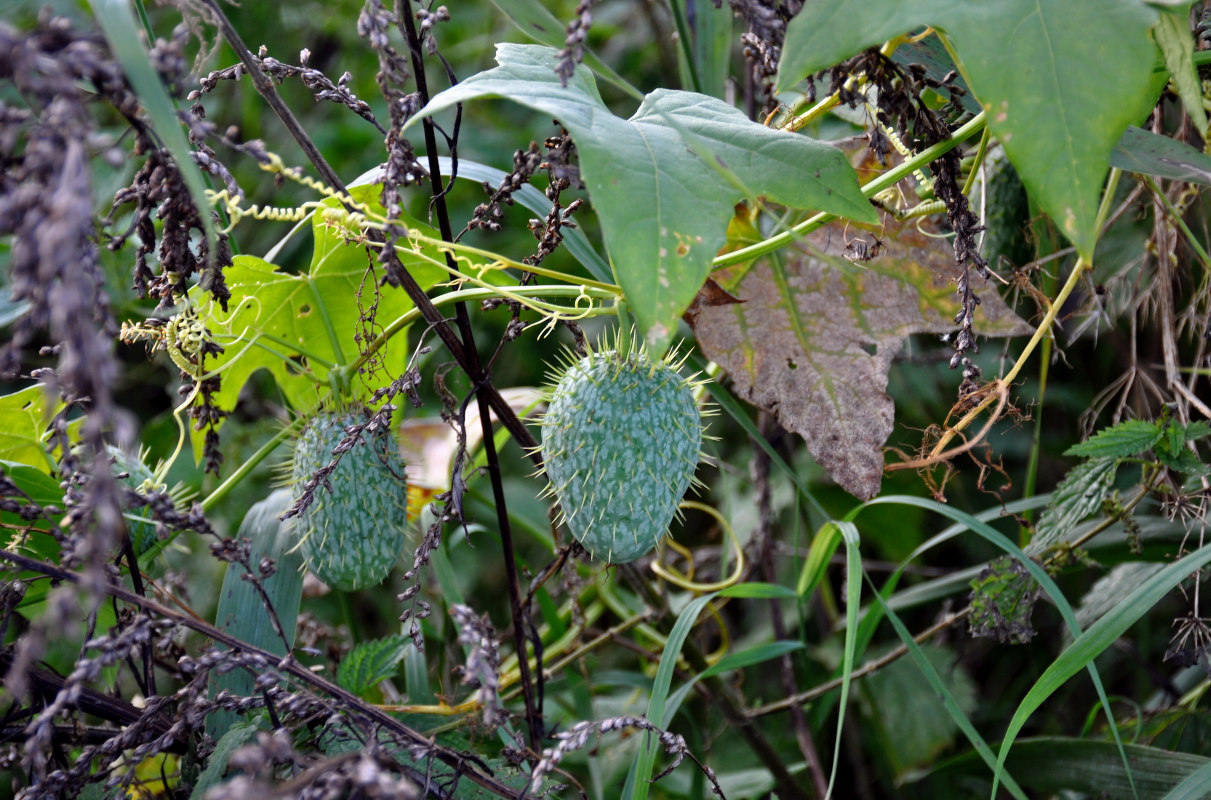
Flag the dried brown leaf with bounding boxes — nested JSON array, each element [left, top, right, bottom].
[[692, 218, 1032, 499]]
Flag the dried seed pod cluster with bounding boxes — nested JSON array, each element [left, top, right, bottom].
[[539, 337, 705, 563]]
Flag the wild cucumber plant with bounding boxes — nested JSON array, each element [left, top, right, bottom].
[[2, 1, 1211, 799]]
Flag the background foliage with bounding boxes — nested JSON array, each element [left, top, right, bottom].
[[2, 0, 1211, 798]]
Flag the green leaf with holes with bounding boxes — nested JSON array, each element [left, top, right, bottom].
[[188, 186, 446, 459], [777, 0, 1165, 260], [407, 43, 875, 356]]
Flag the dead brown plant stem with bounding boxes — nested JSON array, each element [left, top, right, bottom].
[[747, 609, 970, 718], [201, 0, 345, 193], [1153, 188, 1182, 392], [888, 385, 1009, 471], [0, 549, 522, 799]]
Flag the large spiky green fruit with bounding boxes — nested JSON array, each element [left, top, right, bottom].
[[540, 341, 704, 563], [291, 411, 408, 591]]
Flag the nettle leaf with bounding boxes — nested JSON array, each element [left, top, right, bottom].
[[777, 0, 1163, 260], [1030, 457, 1118, 552], [407, 43, 875, 355], [690, 216, 1031, 500], [336, 634, 411, 696], [191, 186, 445, 457], [1064, 419, 1163, 458]]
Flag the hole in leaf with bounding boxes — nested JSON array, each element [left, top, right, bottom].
[[786, 358, 797, 370], [298, 304, 312, 316], [861, 343, 877, 356], [286, 355, 309, 374]]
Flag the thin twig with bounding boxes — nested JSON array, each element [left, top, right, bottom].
[[747, 609, 970, 718]]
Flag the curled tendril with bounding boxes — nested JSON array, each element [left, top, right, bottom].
[[164, 307, 211, 377], [650, 501, 746, 592], [208, 152, 382, 234]]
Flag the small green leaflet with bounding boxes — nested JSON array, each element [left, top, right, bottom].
[[336, 635, 411, 695], [407, 43, 875, 357]]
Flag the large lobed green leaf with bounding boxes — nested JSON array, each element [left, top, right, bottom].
[[777, 0, 1167, 260], [190, 186, 445, 458], [407, 44, 875, 355]]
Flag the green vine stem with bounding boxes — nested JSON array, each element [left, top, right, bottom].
[[333, 284, 620, 385], [713, 111, 987, 270]]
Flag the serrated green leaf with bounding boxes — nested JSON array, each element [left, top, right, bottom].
[[1157, 446, 1210, 475], [408, 43, 875, 356], [1030, 458, 1118, 551], [1155, 8, 1208, 135], [190, 185, 445, 459], [778, 0, 1163, 260], [1065, 419, 1163, 458], [336, 634, 411, 696], [1073, 562, 1165, 638], [189, 718, 260, 800], [1184, 421, 1211, 442]]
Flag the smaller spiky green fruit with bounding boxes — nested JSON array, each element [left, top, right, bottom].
[[291, 411, 407, 591], [540, 342, 703, 563]]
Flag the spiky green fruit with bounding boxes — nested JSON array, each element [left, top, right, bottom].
[[291, 411, 407, 591], [540, 343, 703, 563]]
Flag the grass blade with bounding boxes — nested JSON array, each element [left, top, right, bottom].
[[824, 521, 861, 799], [992, 541, 1211, 797]]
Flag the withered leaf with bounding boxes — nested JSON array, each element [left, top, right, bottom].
[[692, 219, 1033, 500], [682, 278, 744, 327]]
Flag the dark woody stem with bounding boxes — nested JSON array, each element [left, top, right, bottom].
[[395, 0, 545, 754]]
